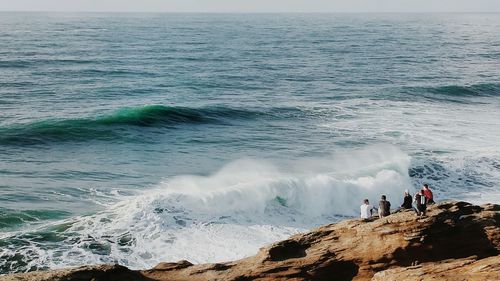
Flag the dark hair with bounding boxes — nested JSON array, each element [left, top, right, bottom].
[[423, 184, 429, 188], [381, 195, 386, 200], [364, 199, 369, 204]]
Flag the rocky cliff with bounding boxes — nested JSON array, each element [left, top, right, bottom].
[[2, 201, 499, 281]]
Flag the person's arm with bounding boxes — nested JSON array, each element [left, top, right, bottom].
[[368, 205, 374, 216]]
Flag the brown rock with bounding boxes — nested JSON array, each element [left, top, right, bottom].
[[1, 264, 144, 281], [371, 256, 500, 281], [1, 201, 498, 281]]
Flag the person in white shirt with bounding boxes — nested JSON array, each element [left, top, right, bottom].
[[360, 199, 376, 220]]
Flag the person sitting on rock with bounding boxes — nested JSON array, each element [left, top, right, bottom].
[[422, 184, 435, 204], [378, 195, 391, 218], [414, 190, 427, 217], [360, 199, 376, 221], [401, 189, 413, 209]]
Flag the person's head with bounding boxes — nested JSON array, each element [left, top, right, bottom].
[[404, 189, 409, 195], [364, 199, 369, 204], [423, 183, 429, 190], [381, 195, 386, 200], [420, 189, 424, 194]]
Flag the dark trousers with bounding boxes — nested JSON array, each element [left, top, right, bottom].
[[414, 204, 426, 215]]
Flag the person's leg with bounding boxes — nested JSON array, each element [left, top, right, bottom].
[[413, 206, 420, 216], [418, 206, 425, 216]]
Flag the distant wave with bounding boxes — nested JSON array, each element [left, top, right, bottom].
[[0, 58, 100, 68], [0, 60, 32, 68], [0, 105, 267, 145], [95, 105, 260, 126], [390, 83, 500, 103], [422, 83, 500, 97]]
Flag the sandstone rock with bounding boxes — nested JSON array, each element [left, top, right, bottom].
[[372, 256, 500, 281], [1, 264, 142, 281], [1, 201, 498, 281]]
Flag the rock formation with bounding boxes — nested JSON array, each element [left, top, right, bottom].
[[2, 201, 499, 281]]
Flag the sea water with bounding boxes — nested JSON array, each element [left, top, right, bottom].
[[0, 13, 499, 273]]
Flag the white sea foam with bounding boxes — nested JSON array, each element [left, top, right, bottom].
[[1, 145, 413, 271], [318, 97, 500, 204]]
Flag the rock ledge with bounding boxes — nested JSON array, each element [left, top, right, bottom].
[[2, 201, 499, 281]]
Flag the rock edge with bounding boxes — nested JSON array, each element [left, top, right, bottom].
[[2, 201, 499, 281]]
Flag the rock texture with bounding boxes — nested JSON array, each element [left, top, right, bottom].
[[2, 201, 499, 281]]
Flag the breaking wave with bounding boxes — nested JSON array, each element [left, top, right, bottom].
[[0, 145, 412, 272]]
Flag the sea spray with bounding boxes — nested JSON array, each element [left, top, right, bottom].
[[2, 13, 500, 275], [0, 145, 412, 271]]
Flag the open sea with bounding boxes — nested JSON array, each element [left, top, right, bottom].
[[1, 13, 499, 273]]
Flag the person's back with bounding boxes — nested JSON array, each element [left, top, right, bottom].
[[360, 199, 374, 220], [422, 184, 434, 204], [378, 195, 391, 218], [402, 191, 412, 209], [414, 191, 427, 216]]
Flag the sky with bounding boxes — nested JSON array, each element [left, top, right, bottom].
[[0, 0, 500, 13]]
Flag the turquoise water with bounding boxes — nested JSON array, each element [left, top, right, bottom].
[[1, 13, 500, 273]]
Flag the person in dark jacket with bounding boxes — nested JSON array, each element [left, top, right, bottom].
[[378, 195, 391, 218], [414, 190, 427, 216], [401, 190, 413, 209]]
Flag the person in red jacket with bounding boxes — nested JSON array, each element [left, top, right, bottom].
[[422, 184, 434, 204]]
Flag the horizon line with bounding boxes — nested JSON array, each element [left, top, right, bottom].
[[1, 10, 500, 14]]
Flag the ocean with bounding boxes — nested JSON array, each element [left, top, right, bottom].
[[1, 12, 499, 273]]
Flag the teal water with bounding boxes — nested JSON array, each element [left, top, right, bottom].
[[1, 13, 500, 273]]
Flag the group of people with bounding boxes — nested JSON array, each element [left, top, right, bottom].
[[360, 184, 435, 220]]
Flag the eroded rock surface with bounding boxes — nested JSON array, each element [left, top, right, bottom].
[[2, 201, 499, 281]]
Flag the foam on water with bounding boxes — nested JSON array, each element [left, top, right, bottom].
[[317, 95, 500, 202], [2, 13, 500, 275], [0, 145, 412, 271]]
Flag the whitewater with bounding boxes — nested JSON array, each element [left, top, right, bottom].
[[1, 13, 500, 273]]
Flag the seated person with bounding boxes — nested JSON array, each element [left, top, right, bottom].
[[422, 184, 435, 204], [414, 190, 427, 216], [378, 195, 391, 218], [401, 190, 413, 209], [360, 199, 376, 220]]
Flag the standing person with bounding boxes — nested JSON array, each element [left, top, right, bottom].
[[401, 190, 413, 209], [360, 199, 376, 221], [378, 195, 391, 218], [414, 190, 427, 217], [422, 184, 434, 204]]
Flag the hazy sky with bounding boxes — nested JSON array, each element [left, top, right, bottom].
[[1, 0, 500, 13]]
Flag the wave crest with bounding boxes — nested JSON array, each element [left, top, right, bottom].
[[395, 83, 500, 103], [0, 146, 412, 271], [0, 105, 263, 145], [424, 83, 500, 97]]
